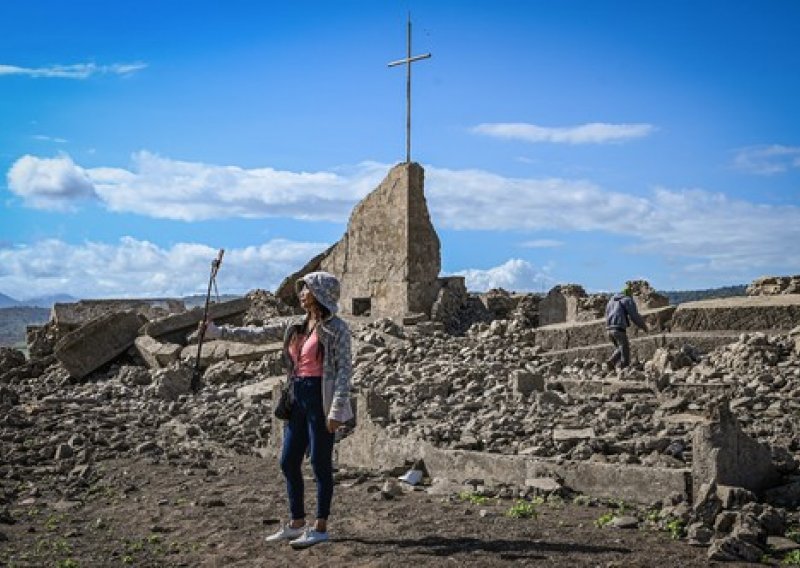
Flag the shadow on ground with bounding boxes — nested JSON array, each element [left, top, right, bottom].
[[340, 535, 631, 560]]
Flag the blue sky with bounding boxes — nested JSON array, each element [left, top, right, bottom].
[[2, 0, 799, 300]]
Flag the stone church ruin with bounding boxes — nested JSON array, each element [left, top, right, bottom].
[[276, 161, 452, 323], [4, 156, 800, 563]]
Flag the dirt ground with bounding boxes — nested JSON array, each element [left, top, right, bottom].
[[0, 452, 770, 568]]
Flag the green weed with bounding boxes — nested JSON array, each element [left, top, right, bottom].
[[458, 491, 490, 505], [506, 500, 538, 519], [783, 550, 800, 565], [595, 512, 615, 528], [666, 518, 685, 540]]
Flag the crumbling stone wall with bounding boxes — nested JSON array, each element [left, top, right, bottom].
[[539, 284, 586, 326], [627, 279, 670, 309], [747, 275, 800, 296], [277, 162, 442, 320]]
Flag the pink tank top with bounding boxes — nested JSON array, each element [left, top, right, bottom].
[[291, 327, 323, 377]]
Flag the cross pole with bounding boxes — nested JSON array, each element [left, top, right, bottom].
[[388, 14, 431, 164]]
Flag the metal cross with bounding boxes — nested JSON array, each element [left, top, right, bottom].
[[388, 15, 431, 164]]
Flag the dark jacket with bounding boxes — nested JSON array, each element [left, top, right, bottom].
[[605, 293, 647, 332]]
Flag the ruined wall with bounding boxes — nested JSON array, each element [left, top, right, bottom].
[[747, 275, 800, 296], [539, 284, 586, 326], [283, 162, 441, 320]]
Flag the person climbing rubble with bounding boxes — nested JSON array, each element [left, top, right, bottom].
[[605, 284, 648, 370]]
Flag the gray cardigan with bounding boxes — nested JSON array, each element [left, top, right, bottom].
[[218, 315, 354, 423]]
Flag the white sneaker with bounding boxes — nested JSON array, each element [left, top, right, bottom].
[[290, 527, 329, 549], [265, 522, 305, 543]]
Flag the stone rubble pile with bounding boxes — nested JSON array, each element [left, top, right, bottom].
[[747, 275, 800, 296], [353, 319, 800, 474], [2, 276, 800, 563]]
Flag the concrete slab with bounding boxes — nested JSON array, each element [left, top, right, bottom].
[[134, 335, 181, 369], [336, 418, 690, 504], [179, 339, 282, 366], [533, 306, 675, 352], [141, 297, 249, 338], [236, 376, 284, 407], [55, 311, 147, 379], [540, 332, 743, 365], [52, 299, 185, 329], [672, 295, 800, 332]]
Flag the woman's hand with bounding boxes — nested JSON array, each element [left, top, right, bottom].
[[326, 419, 342, 434]]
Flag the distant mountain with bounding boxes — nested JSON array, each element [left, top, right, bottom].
[[660, 285, 747, 305], [18, 294, 78, 308], [0, 306, 50, 348], [0, 293, 19, 308]]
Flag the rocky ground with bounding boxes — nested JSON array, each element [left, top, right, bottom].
[[2, 302, 800, 565], [0, 452, 765, 567]]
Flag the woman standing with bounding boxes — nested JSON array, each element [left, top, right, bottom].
[[205, 271, 353, 549]]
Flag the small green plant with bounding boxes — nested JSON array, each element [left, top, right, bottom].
[[56, 559, 79, 568], [44, 513, 64, 531], [147, 534, 161, 545], [122, 555, 134, 565], [645, 509, 661, 523], [783, 550, 800, 565], [53, 539, 72, 555], [458, 491, 490, 505], [610, 498, 629, 515], [595, 512, 615, 528], [786, 529, 800, 544], [506, 499, 538, 519], [665, 518, 685, 540]]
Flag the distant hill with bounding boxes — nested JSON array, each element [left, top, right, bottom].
[[0, 292, 78, 309], [660, 285, 747, 305], [0, 306, 50, 348], [19, 294, 78, 308]]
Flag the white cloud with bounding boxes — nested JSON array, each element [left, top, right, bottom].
[[0, 237, 328, 300], [32, 135, 68, 143], [8, 152, 386, 221], [520, 239, 564, 248], [0, 62, 147, 79], [733, 145, 800, 175], [6, 153, 800, 281], [425, 166, 653, 233], [629, 187, 800, 277], [471, 122, 655, 144], [452, 259, 551, 293], [7, 154, 97, 210]]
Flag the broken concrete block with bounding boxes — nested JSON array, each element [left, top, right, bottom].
[[552, 427, 595, 443], [692, 401, 780, 502], [53, 299, 185, 329], [134, 335, 181, 369], [150, 364, 192, 401], [179, 340, 282, 367], [202, 359, 246, 385], [360, 389, 390, 422], [236, 376, 284, 407], [141, 297, 249, 338], [55, 311, 147, 379], [511, 370, 544, 397]]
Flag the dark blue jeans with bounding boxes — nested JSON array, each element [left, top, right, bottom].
[[280, 377, 335, 521]]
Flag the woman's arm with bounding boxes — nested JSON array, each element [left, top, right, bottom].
[[327, 321, 354, 424], [210, 316, 301, 344]]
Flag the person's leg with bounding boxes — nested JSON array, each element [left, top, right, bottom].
[[619, 331, 631, 368], [607, 331, 622, 367], [280, 382, 309, 526], [305, 380, 336, 532]]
